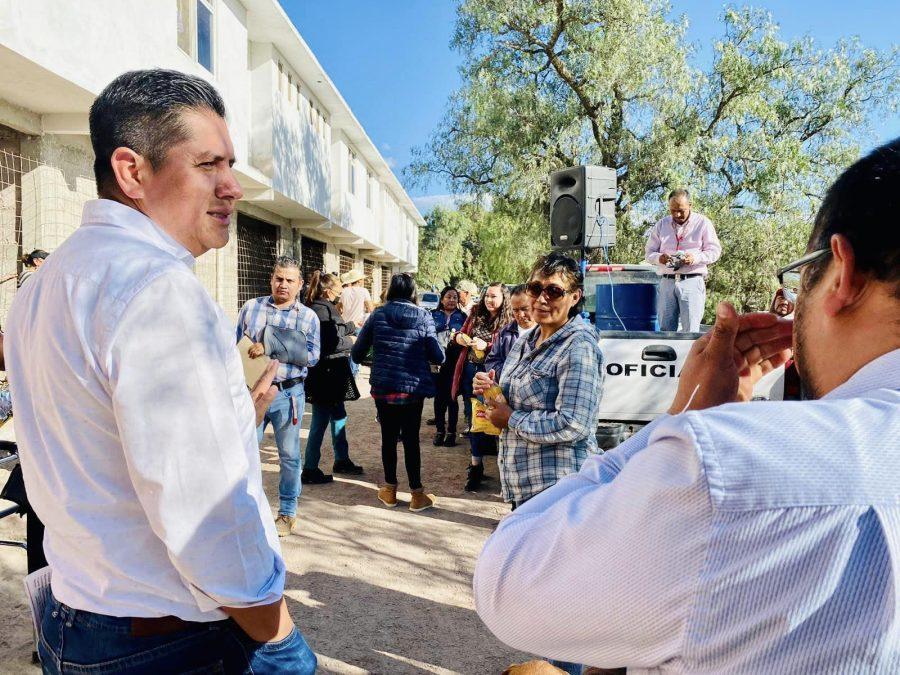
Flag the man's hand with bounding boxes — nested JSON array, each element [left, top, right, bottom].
[[248, 342, 266, 359], [668, 302, 792, 414], [473, 369, 495, 396], [486, 400, 512, 429], [251, 360, 279, 426], [659, 253, 670, 264], [683, 253, 696, 265], [347, 335, 356, 343]]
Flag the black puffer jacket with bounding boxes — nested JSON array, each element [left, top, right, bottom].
[[309, 298, 355, 359], [351, 299, 444, 397]]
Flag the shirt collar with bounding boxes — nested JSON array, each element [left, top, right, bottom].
[[265, 296, 303, 311], [823, 348, 900, 400], [82, 199, 195, 268], [525, 316, 583, 351]]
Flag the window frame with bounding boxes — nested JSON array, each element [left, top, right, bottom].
[[177, 0, 216, 74]]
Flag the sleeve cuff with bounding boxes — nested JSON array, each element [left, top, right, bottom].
[[508, 410, 527, 432]]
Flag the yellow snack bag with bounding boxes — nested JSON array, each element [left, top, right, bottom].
[[471, 398, 502, 436], [483, 384, 504, 403]]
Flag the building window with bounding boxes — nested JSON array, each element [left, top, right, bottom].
[[176, 0, 192, 54], [348, 151, 356, 195], [197, 0, 214, 72], [236, 214, 278, 311], [366, 172, 373, 209], [380, 266, 392, 299], [300, 236, 326, 285], [363, 259, 375, 294], [177, 0, 214, 73], [339, 250, 354, 276]]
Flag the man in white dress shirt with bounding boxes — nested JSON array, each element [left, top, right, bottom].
[[5, 70, 316, 673], [474, 138, 900, 672]]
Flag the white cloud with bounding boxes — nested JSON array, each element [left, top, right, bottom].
[[412, 193, 493, 215], [384, 156, 398, 169], [412, 194, 465, 213], [381, 142, 392, 151]]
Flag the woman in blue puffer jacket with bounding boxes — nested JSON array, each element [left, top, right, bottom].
[[352, 273, 444, 512]]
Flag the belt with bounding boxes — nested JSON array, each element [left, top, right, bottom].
[[275, 376, 305, 391], [662, 273, 703, 279], [130, 615, 199, 638]]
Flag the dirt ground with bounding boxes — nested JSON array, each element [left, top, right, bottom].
[[0, 368, 534, 674]]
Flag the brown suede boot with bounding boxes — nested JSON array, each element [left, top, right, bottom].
[[409, 488, 436, 512], [377, 484, 398, 507]]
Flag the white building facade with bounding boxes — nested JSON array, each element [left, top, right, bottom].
[[0, 0, 422, 322]]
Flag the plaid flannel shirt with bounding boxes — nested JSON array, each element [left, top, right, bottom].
[[498, 316, 603, 504], [235, 296, 320, 382]]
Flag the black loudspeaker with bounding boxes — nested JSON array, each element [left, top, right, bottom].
[[550, 165, 616, 249]]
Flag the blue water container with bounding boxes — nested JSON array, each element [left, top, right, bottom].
[[594, 282, 658, 331]]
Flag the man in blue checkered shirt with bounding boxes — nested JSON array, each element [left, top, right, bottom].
[[236, 256, 320, 536]]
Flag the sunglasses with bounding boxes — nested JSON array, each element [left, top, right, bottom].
[[526, 281, 572, 301]]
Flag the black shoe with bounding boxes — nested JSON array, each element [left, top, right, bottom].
[[426, 417, 437, 426], [433, 432, 446, 446], [464, 463, 484, 492], [301, 468, 334, 485], [444, 433, 458, 447], [332, 459, 364, 475]]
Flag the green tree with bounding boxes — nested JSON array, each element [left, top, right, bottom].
[[418, 201, 549, 289], [408, 1, 900, 315]]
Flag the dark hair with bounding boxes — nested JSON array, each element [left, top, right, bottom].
[[668, 188, 690, 202], [89, 69, 227, 195], [386, 273, 417, 302], [530, 252, 585, 317], [438, 286, 458, 309], [23, 249, 49, 267], [472, 282, 512, 332], [804, 137, 900, 297], [510, 284, 529, 297], [304, 270, 340, 305], [273, 255, 300, 273]]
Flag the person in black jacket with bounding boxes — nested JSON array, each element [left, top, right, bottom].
[[351, 273, 444, 512], [302, 271, 363, 484]]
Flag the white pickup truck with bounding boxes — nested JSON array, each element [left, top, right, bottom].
[[586, 266, 785, 448]]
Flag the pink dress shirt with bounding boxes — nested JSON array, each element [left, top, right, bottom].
[[645, 212, 721, 276]]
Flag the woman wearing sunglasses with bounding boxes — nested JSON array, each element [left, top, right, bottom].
[[475, 253, 603, 509], [451, 282, 513, 491]]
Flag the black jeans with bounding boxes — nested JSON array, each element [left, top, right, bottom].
[[433, 372, 459, 435], [376, 398, 424, 490]]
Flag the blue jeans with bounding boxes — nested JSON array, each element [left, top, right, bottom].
[[658, 275, 706, 332], [258, 383, 305, 517], [461, 361, 495, 459], [303, 402, 349, 471], [38, 593, 317, 674]]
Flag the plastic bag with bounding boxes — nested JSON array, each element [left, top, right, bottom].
[[471, 398, 502, 436]]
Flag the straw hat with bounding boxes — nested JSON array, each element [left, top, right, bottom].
[[457, 279, 478, 295], [340, 269, 365, 285]]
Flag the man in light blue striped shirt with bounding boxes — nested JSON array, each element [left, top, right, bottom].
[[236, 256, 320, 536], [475, 138, 900, 673]]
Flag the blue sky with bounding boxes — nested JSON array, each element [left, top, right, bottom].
[[282, 1, 900, 213]]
